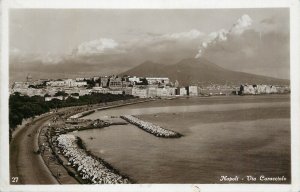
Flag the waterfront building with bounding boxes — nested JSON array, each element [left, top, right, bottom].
[[122, 81, 131, 88], [46, 80, 66, 87], [79, 89, 91, 96], [146, 77, 170, 85], [100, 76, 109, 88], [147, 87, 158, 98], [186, 86, 198, 96], [132, 86, 148, 98], [12, 82, 29, 89], [93, 76, 100, 81], [45, 95, 64, 101], [167, 87, 176, 96], [108, 90, 123, 95], [46, 79, 87, 87], [109, 76, 123, 89], [128, 76, 142, 85], [75, 77, 85, 81], [124, 87, 133, 95], [156, 87, 169, 97], [11, 88, 28, 96], [64, 87, 80, 95], [121, 77, 131, 88], [240, 84, 278, 95], [179, 87, 187, 96], [32, 79, 48, 86], [92, 87, 109, 94], [70, 94, 80, 99], [74, 81, 87, 87]]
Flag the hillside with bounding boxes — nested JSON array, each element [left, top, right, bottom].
[[120, 58, 290, 86]]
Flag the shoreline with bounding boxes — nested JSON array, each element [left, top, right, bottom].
[[11, 94, 290, 184], [76, 136, 134, 183], [69, 98, 155, 119], [38, 98, 154, 184], [55, 134, 132, 184], [72, 95, 290, 184]]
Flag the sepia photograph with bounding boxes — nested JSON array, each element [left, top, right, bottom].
[[1, 0, 300, 191]]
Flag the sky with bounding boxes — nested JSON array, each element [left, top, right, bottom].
[[9, 8, 290, 81]]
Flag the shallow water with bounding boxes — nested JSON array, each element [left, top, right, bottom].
[[73, 95, 290, 183]]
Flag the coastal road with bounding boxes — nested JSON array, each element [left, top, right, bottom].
[[9, 114, 59, 184], [9, 99, 149, 184]]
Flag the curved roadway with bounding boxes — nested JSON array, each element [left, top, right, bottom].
[[9, 99, 149, 184], [10, 113, 59, 184]]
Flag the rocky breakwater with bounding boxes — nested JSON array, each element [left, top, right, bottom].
[[120, 115, 182, 138], [69, 110, 95, 119], [56, 134, 131, 184]]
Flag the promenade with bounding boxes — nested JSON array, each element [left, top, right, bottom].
[[10, 98, 152, 184]]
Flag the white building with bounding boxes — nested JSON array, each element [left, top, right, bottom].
[[128, 76, 142, 85], [147, 87, 157, 98], [75, 77, 85, 81], [167, 87, 176, 96], [156, 87, 169, 97], [92, 87, 123, 95], [79, 89, 91, 96], [124, 87, 133, 95], [132, 86, 148, 98], [241, 84, 278, 95], [179, 87, 187, 96], [93, 76, 100, 81], [187, 86, 198, 96], [11, 87, 46, 97], [108, 90, 123, 95], [46, 79, 87, 87], [45, 96, 64, 101], [46, 80, 65, 87], [146, 77, 170, 85], [92, 87, 109, 94], [74, 81, 87, 87], [12, 82, 29, 89]]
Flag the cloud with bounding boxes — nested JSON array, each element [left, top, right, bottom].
[[40, 53, 63, 64], [258, 16, 289, 35], [161, 29, 205, 40], [195, 14, 253, 58], [72, 38, 120, 55], [230, 14, 253, 35], [10, 47, 65, 65], [10, 29, 204, 67], [200, 30, 289, 79], [9, 13, 289, 80], [123, 29, 205, 51], [191, 14, 289, 79], [260, 17, 275, 25]]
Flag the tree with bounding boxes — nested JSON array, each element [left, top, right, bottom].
[[9, 92, 135, 130], [54, 91, 68, 97]]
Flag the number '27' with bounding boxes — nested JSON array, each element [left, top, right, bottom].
[[11, 177, 19, 183]]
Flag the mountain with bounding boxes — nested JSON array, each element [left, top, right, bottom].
[[120, 58, 289, 86]]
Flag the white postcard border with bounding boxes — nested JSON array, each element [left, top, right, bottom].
[[1, 0, 299, 192]]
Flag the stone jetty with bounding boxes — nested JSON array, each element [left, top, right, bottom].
[[120, 115, 182, 138], [56, 134, 131, 184]]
